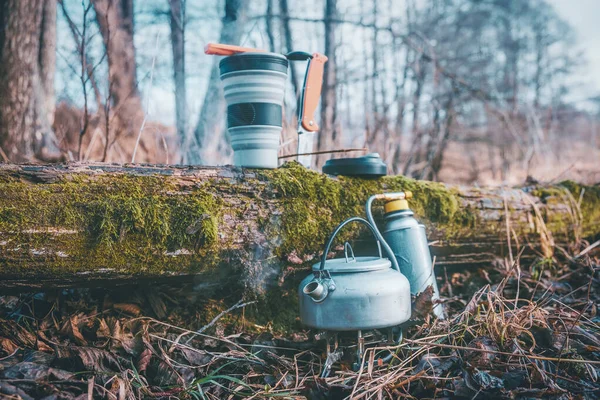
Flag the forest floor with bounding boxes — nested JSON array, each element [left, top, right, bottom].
[[0, 238, 599, 399]]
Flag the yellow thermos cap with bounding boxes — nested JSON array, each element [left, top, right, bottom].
[[384, 191, 412, 213]]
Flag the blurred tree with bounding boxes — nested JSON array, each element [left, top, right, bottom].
[[169, 0, 187, 163], [92, 0, 143, 134], [188, 0, 250, 165], [0, 0, 61, 162], [265, 0, 275, 52], [279, 0, 299, 96], [315, 0, 339, 168]]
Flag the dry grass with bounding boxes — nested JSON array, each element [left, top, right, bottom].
[[0, 192, 599, 399], [0, 240, 598, 399]]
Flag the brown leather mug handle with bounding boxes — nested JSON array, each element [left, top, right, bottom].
[[300, 53, 328, 132]]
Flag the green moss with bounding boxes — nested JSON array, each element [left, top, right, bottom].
[[533, 180, 600, 239], [3, 164, 599, 332], [559, 180, 600, 238], [0, 173, 222, 276], [260, 163, 474, 257], [0, 164, 480, 283]]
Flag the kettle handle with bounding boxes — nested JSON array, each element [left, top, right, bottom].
[[319, 217, 385, 271]]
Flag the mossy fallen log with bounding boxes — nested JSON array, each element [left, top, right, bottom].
[[0, 162, 598, 290]]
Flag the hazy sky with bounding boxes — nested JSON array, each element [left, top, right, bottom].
[[549, 0, 600, 100]]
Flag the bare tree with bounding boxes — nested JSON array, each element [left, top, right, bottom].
[[168, 0, 187, 163], [0, 0, 61, 162], [59, 0, 103, 109], [279, 0, 299, 96], [92, 0, 143, 134], [402, 53, 427, 176], [315, 0, 339, 168]]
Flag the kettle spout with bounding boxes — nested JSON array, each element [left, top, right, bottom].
[[303, 280, 328, 302]]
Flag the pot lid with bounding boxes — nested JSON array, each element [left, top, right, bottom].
[[322, 153, 387, 178], [312, 256, 391, 273]]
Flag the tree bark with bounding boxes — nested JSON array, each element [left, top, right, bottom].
[[188, 0, 250, 165], [40, 0, 56, 128], [403, 55, 427, 176], [316, 0, 339, 168], [92, 0, 143, 135], [392, 45, 411, 174], [0, 0, 61, 162], [278, 0, 299, 97], [168, 0, 187, 163], [1, 162, 598, 290]]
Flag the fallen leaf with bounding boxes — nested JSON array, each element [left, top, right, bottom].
[[464, 336, 498, 368], [137, 347, 153, 373], [0, 319, 37, 348], [412, 285, 435, 319], [0, 337, 17, 355], [0, 381, 34, 400], [415, 353, 457, 379], [96, 318, 111, 340], [180, 347, 212, 366], [22, 349, 55, 365], [60, 315, 87, 346], [0, 361, 74, 381], [148, 359, 183, 386], [54, 346, 125, 373], [471, 369, 504, 390], [145, 290, 167, 319], [113, 303, 142, 316]]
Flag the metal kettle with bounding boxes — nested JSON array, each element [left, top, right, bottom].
[[298, 217, 412, 331]]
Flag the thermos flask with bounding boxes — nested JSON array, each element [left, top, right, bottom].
[[381, 193, 444, 318]]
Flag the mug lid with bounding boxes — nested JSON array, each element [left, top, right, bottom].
[[220, 52, 289, 75]]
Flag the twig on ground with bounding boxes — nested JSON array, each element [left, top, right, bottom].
[[404, 338, 600, 365], [575, 239, 600, 259], [197, 300, 257, 335]]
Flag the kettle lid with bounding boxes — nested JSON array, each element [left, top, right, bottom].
[[312, 255, 391, 273]]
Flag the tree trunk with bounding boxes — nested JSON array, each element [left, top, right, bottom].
[[392, 46, 411, 174], [188, 0, 250, 165], [0, 0, 61, 162], [1, 162, 598, 290], [278, 0, 299, 97], [316, 0, 339, 168], [424, 93, 454, 181], [402, 55, 427, 176], [168, 0, 187, 163], [265, 0, 276, 52], [92, 0, 143, 135], [391, 2, 413, 174], [40, 0, 56, 128]]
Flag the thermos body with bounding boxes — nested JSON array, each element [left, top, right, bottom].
[[383, 209, 444, 318]]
